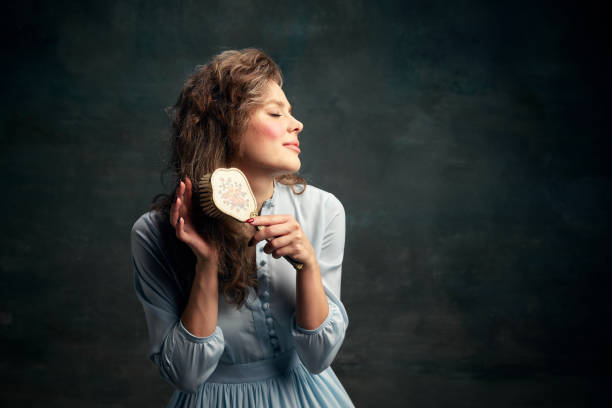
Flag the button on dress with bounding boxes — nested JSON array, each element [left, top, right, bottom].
[[130, 181, 354, 407]]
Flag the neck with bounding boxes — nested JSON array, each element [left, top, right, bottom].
[[238, 167, 275, 215]]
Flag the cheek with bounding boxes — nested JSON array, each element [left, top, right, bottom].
[[254, 122, 284, 141]]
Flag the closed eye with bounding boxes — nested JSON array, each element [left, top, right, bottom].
[[269, 113, 282, 117]]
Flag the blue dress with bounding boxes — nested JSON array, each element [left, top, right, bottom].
[[130, 180, 354, 407]]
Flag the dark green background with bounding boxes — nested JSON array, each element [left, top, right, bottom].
[[1, 0, 610, 406]]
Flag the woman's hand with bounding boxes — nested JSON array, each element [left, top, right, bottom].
[[248, 215, 316, 267], [171, 177, 219, 268]]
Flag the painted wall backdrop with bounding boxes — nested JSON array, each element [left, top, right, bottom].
[[1, 0, 609, 407]]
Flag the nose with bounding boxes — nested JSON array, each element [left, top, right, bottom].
[[290, 116, 303, 134]]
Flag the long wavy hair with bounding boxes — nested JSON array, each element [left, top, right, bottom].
[[150, 49, 306, 309]]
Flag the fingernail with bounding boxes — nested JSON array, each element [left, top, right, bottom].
[[246, 218, 254, 224], [177, 216, 182, 224]]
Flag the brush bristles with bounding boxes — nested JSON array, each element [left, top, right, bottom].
[[197, 174, 224, 219]]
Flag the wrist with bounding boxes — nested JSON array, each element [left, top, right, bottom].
[[302, 252, 318, 271], [195, 257, 219, 277], [298, 257, 320, 276], [191, 267, 219, 296]]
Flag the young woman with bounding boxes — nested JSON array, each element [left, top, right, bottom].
[[130, 48, 354, 407]]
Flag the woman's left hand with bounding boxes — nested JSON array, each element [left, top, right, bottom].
[[248, 215, 316, 267]]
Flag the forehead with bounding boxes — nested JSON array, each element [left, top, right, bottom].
[[262, 81, 289, 105]]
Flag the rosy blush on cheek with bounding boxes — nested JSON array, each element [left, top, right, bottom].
[[255, 122, 284, 140]]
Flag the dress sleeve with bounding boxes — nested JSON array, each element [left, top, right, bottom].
[[131, 214, 225, 393], [291, 194, 349, 374]]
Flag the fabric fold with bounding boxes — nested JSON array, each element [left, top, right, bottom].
[[290, 283, 349, 374], [167, 363, 353, 407], [155, 322, 225, 393], [132, 215, 226, 393]]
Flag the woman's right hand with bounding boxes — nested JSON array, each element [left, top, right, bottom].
[[171, 177, 219, 268]]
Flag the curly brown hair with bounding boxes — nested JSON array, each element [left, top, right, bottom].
[[150, 49, 306, 309]]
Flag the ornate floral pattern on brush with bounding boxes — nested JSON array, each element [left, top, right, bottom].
[[218, 177, 249, 211]]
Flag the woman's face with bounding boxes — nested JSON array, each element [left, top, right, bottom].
[[234, 81, 304, 177]]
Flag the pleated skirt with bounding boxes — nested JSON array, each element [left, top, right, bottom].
[[167, 351, 354, 408]]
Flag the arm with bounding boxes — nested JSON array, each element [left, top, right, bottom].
[[132, 176, 226, 393], [249, 193, 349, 374], [131, 217, 225, 393], [290, 194, 349, 374]]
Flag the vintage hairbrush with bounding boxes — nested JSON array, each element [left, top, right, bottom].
[[197, 167, 303, 270]]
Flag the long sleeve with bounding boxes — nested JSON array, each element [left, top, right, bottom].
[[290, 194, 349, 374], [131, 213, 225, 393]]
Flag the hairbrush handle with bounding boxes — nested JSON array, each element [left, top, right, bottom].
[[283, 255, 304, 271], [255, 225, 304, 271]]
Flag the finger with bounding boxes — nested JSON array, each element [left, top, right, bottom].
[[175, 180, 184, 200], [170, 196, 180, 227], [253, 222, 296, 244], [250, 214, 292, 226], [271, 242, 304, 259], [177, 216, 194, 245], [175, 215, 186, 240], [262, 233, 295, 254], [173, 182, 184, 220], [184, 177, 193, 211], [175, 196, 184, 227], [179, 180, 185, 199]]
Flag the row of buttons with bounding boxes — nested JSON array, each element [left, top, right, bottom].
[[259, 187, 278, 355], [257, 250, 281, 357]]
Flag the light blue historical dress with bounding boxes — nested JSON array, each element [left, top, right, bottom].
[[130, 180, 354, 407]]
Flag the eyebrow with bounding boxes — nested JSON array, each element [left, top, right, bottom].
[[266, 100, 292, 113]]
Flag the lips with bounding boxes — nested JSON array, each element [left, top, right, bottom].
[[283, 141, 300, 153]]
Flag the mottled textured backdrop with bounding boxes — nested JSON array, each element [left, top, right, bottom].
[[1, 0, 610, 407]]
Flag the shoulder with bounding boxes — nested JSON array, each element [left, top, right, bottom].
[[277, 181, 342, 207], [130, 210, 181, 282], [131, 211, 188, 310], [131, 210, 164, 236], [301, 184, 344, 218], [275, 182, 345, 227], [131, 210, 171, 251]]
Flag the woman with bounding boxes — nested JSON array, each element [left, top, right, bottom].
[[130, 48, 354, 407]]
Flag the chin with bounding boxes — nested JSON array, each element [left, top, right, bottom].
[[287, 157, 301, 173], [272, 158, 301, 176]]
